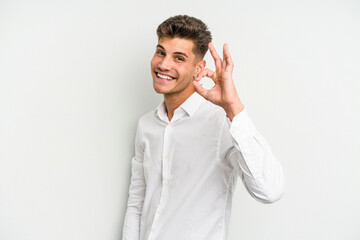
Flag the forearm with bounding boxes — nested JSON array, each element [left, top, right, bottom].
[[226, 109, 285, 203], [234, 134, 284, 203]]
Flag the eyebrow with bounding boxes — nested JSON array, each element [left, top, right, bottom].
[[156, 44, 189, 58]]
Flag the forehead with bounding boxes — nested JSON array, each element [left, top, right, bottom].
[[157, 37, 195, 57]]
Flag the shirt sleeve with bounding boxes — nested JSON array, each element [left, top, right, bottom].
[[122, 123, 146, 240], [222, 108, 285, 203]]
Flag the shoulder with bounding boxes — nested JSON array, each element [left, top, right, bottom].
[[192, 100, 229, 137], [198, 100, 227, 123], [134, 109, 158, 134], [133, 110, 157, 149], [138, 109, 156, 125]]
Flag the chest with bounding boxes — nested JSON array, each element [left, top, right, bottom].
[[141, 118, 222, 183]]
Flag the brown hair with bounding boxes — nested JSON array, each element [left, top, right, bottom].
[[156, 15, 212, 59]]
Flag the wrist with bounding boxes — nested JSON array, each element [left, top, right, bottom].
[[224, 98, 245, 122]]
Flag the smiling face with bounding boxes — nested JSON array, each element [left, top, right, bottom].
[[151, 37, 204, 98]]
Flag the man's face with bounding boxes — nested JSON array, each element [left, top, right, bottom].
[[151, 37, 202, 96]]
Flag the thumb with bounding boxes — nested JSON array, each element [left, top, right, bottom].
[[193, 80, 209, 100]]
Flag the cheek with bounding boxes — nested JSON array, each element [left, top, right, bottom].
[[180, 66, 195, 78], [150, 56, 158, 68], [178, 64, 190, 74]]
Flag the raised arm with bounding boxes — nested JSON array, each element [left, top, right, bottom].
[[194, 43, 284, 203]]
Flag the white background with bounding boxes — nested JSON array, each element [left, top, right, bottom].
[[1, 0, 359, 239]]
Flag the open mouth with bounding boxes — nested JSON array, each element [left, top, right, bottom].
[[155, 72, 176, 81]]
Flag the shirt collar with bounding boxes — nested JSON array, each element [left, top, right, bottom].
[[179, 91, 205, 117], [155, 92, 205, 121], [155, 101, 168, 122]]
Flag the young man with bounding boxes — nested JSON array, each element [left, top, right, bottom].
[[123, 15, 284, 240]]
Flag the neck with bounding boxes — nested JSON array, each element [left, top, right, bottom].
[[164, 88, 195, 121]]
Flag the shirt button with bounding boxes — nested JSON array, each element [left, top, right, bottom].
[[164, 180, 169, 186], [150, 238, 155, 240], [157, 210, 162, 214], [164, 154, 169, 159]]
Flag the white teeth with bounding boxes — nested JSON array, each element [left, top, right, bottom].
[[157, 73, 173, 80]]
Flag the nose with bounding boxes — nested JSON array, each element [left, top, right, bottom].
[[158, 56, 171, 71]]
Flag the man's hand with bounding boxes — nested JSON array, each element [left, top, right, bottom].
[[193, 43, 244, 121]]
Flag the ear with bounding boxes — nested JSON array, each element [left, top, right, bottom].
[[195, 60, 206, 75]]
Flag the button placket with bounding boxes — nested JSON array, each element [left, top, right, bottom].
[[163, 124, 172, 180], [147, 123, 172, 240]]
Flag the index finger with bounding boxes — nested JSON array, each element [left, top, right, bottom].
[[195, 68, 217, 83]]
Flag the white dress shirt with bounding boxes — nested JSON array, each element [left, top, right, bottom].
[[122, 92, 284, 240]]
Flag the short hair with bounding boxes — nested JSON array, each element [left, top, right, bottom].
[[156, 15, 212, 59]]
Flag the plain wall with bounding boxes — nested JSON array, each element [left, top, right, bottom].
[[1, 0, 359, 239]]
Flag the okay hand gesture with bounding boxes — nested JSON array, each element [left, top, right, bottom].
[[193, 43, 244, 121]]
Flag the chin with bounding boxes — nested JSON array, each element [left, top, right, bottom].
[[153, 88, 164, 94], [153, 84, 168, 94], [153, 78, 175, 94]]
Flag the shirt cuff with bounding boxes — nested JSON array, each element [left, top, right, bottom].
[[226, 108, 257, 142]]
